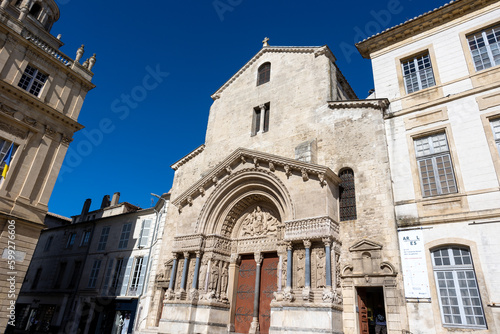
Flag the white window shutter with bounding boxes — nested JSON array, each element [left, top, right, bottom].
[[102, 259, 114, 294], [120, 257, 134, 295], [139, 219, 152, 248]]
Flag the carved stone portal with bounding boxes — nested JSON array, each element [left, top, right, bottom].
[[239, 206, 279, 238]]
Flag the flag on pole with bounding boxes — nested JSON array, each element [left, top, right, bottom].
[[1, 143, 14, 180]]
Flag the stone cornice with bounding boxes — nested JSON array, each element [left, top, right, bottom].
[[211, 45, 335, 100], [356, 0, 497, 58], [171, 144, 205, 170], [171, 148, 340, 211], [0, 80, 84, 132], [328, 99, 389, 110]]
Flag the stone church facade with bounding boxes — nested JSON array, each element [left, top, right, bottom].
[[148, 44, 407, 334]]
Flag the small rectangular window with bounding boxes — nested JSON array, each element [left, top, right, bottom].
[[401, 53, 436, 94], [490, 118, 500, 155], [44, 236, 53, 252], [467, 24, 500, 72], [54, 262, 67, 289], [88, 260, 102, 288], [66, 233, 76, 248], [80, 231, 91, 246], [97, 226, 110, 251], [31, 268, 42, 289], [18, 65, 48, 97], [68, 261, 81, 289], [414, 133, 457, 197], [111, 258, 124, 289], [118, 223, 132, 249], [251, 103, 270, 136]]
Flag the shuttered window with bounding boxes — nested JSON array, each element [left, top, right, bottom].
[[415, 133, 457, 197]]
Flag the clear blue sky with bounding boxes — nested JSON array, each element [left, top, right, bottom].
[[48, 0, 444, 217]]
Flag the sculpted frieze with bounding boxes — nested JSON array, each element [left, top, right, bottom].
[[284, 216, 339, 241], [239, 206, 279, 238], [173, 234, 204, 252]]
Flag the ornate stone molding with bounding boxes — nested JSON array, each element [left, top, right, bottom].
[[171, 144, 205, 170], [173, 147, 340, 212], [173, 234, 205, 253], [328, 99, 389, 111], [211, 46, 336, 100], [0, 121, 27, 139], [284, 216, 339, 242]]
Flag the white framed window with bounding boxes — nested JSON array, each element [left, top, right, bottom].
[[251, 103, 270, 136], [87, 259, 102, 288], [66, 232, 76, 248], [401, 53, 436, 94], [17, 65, 48, 97], [97, 226, 110, 251], [489, 118, 500, 155], [432, 247, 486, 328], [129, 257, 144, 292], [118, 223, 132, 249], [467, 24, 500, 72], [414, 133, 457, 197]]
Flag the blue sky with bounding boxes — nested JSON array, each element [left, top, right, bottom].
[[48, 0, 444, 217]]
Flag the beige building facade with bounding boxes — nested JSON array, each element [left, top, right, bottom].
[[146, 44, 408, 334], [357, 0, 500, 333], [0, 0, 95, 331]]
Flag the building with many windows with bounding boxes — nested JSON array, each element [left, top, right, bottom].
[[0, 0, 96, 331], [16, 192, 169, 334], [357, 0, 500, 332]]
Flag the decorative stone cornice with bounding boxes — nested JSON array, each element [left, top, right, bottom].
[[171, 144, 205, 170], [173, 234, 205, 253], [328, 99, 389, 111], [172, 148, 340, 212], [284, 216, 339, 242], [211, 46, 336, 100], [356, 0, 497, 58]]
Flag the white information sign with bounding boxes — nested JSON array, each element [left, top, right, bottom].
[[398, 229, 431, 298]]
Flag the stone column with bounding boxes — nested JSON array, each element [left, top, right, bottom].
[[190, 251, 202, 300], [249, 252, 263, 334], [302, 240, 312, 301], [227, 254, 241, 332], [165, 253, 178, 300], [179, 252, 190, 297], [321, 238, 336, 302], [259, 104, 267, 133], [283, 242, 295, 301], [0, 0, 10, 9]]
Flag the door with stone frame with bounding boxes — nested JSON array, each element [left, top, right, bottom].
[[357, 288, 369, 334], [234, 254, 279, 334]]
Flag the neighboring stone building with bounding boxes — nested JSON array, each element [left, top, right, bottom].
[[146, 42, 407, 334], [15, 192, 169, 334], [0, 0, 95, 330], [357, 0, 500, 333]]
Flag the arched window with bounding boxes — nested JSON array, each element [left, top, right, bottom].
[[257, 62, 271, 86], [431, 246, 486, 328], [339, 168, 356, 221], [29, 3, 41, 18]]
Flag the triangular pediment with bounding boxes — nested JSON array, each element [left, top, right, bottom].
[[171, 147, 340, 211], [210, 45, 336, 101], [349, 239, 383, 252]]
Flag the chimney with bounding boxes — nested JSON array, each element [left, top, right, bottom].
[[111, 192, 120, 206], [80, 198, 91, 221], [100, 195, 110, 209]]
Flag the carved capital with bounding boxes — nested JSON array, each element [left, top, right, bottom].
[[286, 242, 293, 251], [322, 237, 332, 248], [253, 157, 259, 168], [183, 252, 190, 259], [303, 240, 312, 249], [254, 252, 263, 265], [44, 126, 57, 139], [230, 253, 241, 264], [269, 162, 275, 172], [195, 251, 203, 258], [284, 165, 291, 178], [172, 253, 179, 260], [61, 135, 73, 146], [259, 104, 267, 111]]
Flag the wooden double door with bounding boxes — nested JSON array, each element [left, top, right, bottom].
[[234, 254, 278, 334]]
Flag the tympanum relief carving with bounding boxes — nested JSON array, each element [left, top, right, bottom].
[[239, 206, 279, 238]]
